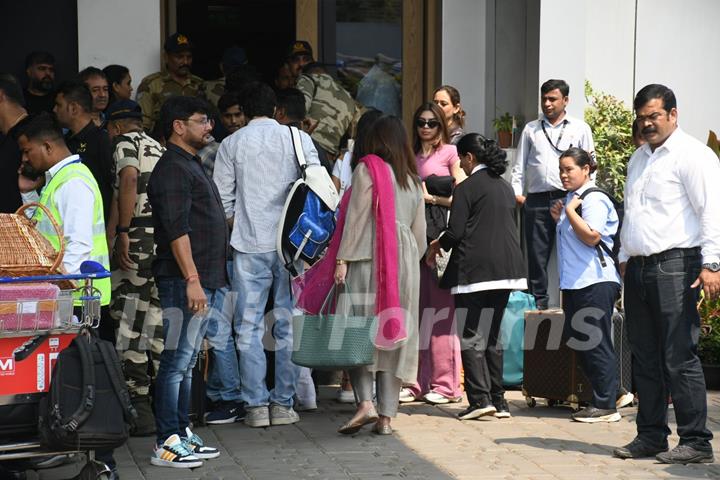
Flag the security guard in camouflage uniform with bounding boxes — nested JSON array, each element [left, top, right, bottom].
[[295, 59, 356, 159], [204, 46, 248, 108], [106, 100, 165, 436], [136, 33, 204, 137]]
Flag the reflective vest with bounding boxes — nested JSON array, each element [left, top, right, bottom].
[[32, 160, 111, 306]]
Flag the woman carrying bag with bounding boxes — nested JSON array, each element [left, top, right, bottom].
[[426, 134, 526, 420]]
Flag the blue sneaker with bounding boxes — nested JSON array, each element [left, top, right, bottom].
[[183, 427, 220, 459], [205, 401, 245, 424]]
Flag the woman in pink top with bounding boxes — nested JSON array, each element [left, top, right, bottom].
[[401, 102, 466, 405]]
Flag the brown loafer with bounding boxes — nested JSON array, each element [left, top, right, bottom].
[[371, 422, 393, 435], [338, 409, 379, 435]]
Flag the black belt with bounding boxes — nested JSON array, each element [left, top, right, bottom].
[[130, 217, 154, 228], [527, 189, 566, 200], [631, 247, 701, 266]]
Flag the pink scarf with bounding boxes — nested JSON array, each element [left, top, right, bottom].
[[293, 154, 406, 349]]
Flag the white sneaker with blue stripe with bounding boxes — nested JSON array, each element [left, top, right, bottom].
[[150, 434, 203, 469], [183, 427, 220, 459]]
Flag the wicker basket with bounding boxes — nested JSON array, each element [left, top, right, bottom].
[[0, 203, 65, 278]]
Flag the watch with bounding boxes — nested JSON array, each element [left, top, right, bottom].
[[115, 225, 130, 234], [703, 262, 720, 272]]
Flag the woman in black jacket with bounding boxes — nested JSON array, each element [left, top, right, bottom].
[[427, 133, 527, 420]]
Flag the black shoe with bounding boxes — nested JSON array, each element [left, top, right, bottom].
[[613, 437, 668, 459], [205, 401, 245, 425], [129, 395, 156, 437], [656, 444, 714, 464], [493, 399, 511, 418], [571, 406, 621, 423], [458, 401, 496, 420]]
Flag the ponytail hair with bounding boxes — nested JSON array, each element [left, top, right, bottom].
[[560, 147, 597, 174], [456, 133, 507, 177], [434, 85, 465, 129]]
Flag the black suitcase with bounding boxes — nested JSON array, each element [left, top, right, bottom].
[[190, 340, 209, 426], [522, 308, 632, 410]]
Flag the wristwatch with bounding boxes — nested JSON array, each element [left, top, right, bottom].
[[115, 225, 130, 234], [703, 262, 720, 272]]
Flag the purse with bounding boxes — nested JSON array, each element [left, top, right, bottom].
[[291, 283, 376, 370]]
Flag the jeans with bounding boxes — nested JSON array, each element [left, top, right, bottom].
[[524, 190, 565, 309], [206, 261, 241, 403], [154, 277, 217, 444], [233, 251, 299, 407], [562, 282, 620, 410], [625, 248, 713, 451]]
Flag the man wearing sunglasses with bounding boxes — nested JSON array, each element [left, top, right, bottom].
[[510, 79, 594, 310]]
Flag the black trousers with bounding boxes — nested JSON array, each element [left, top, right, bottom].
[[625, 248, 713, 451], [524, 190, 565, 309], [562, 282, 620, 410], [454, 289, 511, 406]]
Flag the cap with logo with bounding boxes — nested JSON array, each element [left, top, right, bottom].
[[106, 100, 143, 121], [287, 41, 313, 59], [164, 33, 193, 53]]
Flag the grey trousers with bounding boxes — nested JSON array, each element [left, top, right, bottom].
[[349, 367, 402, 417]]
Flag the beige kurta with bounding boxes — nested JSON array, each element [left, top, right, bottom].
[[337, 163, 426, 383]]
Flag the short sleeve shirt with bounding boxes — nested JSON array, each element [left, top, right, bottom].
[[112, 131, 165, 219], [416, 143, 458, 180]]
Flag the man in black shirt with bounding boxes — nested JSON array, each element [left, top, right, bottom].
[[23, 51, 56, 115], [146, 96, 227, 469], [53, 81, 113, 222], [0, 74, 28, 213]]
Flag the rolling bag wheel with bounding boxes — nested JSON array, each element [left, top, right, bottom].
[[525, 396, 536, 407], [547, 399, 557, 407]]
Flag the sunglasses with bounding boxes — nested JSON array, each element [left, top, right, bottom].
[[416, 118, 440, 129]]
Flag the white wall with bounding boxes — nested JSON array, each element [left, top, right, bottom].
[[635, 0, 720, 140], [441, 0, 488, 134], [77, 0, 162, 101]]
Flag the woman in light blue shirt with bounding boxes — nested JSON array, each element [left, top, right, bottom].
[[550, 147, 621, 424]]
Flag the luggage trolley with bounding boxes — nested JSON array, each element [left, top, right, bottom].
[[0, 261, 113, 479]]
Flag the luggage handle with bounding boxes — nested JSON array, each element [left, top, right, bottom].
[[15, 202, 65, 273]]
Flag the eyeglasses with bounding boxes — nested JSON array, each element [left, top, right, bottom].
[[416, 118, 440, 129], [185, 117, 211, 126]]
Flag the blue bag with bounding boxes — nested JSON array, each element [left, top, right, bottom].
[[501, 291, 536, 386]]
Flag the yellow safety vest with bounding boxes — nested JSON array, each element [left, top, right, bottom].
[[32, 160, 111, 306]]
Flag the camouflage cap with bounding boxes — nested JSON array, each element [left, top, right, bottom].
[[164, 33, 193, 53], [106, 99, 143, 120], [288, 40, 313, 59]]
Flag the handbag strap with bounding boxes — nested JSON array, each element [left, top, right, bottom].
[[288, 125, 307, 174], [318, 282, 357, 318]]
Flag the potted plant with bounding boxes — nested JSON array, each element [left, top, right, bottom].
[[492, 112, 514, 148], [699, 292, 720, 390]]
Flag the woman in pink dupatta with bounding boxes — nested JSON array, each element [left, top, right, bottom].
[[333, 116, 426, 435]]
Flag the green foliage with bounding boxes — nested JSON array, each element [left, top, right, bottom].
[[492, 112, 513, 133], [584, 82, 635, 200], [699, 292, 720, 365]]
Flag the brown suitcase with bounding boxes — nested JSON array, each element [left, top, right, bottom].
[[522, 309, 593, 410]]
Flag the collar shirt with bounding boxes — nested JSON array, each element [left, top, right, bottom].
[[66, 121, 113, 221], [147, 142, 229, 289], [557, 181, 621, 290], [511, 114, 595, 195], [213, 118, 320, 254], [35, 155, 95, 274], [619, 128, 720, 264]]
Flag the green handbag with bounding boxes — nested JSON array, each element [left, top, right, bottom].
[[291, 283, 376, 370]]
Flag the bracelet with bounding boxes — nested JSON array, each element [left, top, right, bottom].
[[185, 273, 199, 282], [336, 259, 347, 265], [115, 225, 130, 234]]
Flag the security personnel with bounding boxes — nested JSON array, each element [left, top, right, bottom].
[[136, 33, 204, 137], [106, 99, 165, 436], [204, 46, 248, 108]]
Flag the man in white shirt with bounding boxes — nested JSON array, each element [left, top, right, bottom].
[[511, 79, 594, 309], [613, 84, 720, 464]]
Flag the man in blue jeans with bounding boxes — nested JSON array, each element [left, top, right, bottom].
[[214, 82, 320, 427], [147, 96, 228, 468], [613, 84, 720, 464]]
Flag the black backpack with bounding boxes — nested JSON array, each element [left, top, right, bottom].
[[578, 187, 624, 271], [39, 329, 137, 450]]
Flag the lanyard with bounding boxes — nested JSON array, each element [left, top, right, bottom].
[[541, 119, 568, 153]]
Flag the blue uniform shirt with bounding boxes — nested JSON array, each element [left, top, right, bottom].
[[557, 182, 622, 290]]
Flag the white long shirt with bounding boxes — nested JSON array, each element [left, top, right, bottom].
[[22, 155, 96, 273], [511, 114, 595, 195], [619, 128, 720, 264]]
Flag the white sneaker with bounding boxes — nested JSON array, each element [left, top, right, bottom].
[[183, 427, 220, 459], [616, 391, 635, 409], [399, 388, 417, 403], [150, 434, 203, 469], [423, 391, 462, 405], [337, 388, 356, 403]]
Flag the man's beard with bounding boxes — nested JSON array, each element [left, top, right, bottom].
[[30, 77, 54, 94], [20, 162, 43, 180]]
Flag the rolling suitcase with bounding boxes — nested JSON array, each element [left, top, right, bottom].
[[190, 340, 210, 426]]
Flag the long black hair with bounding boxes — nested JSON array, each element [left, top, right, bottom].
[[350, 108, 383, 171], [456, 133, 507, 177], [560, 146, 597, 173]]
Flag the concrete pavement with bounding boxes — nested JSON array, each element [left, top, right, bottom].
[[112, 388, 720, 480]]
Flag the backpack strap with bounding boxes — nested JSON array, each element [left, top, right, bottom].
[[57, 330, 96, 432], [288, 126, 307, 174], [97, 339, 138, 422], [577, 187, 616, 268]]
